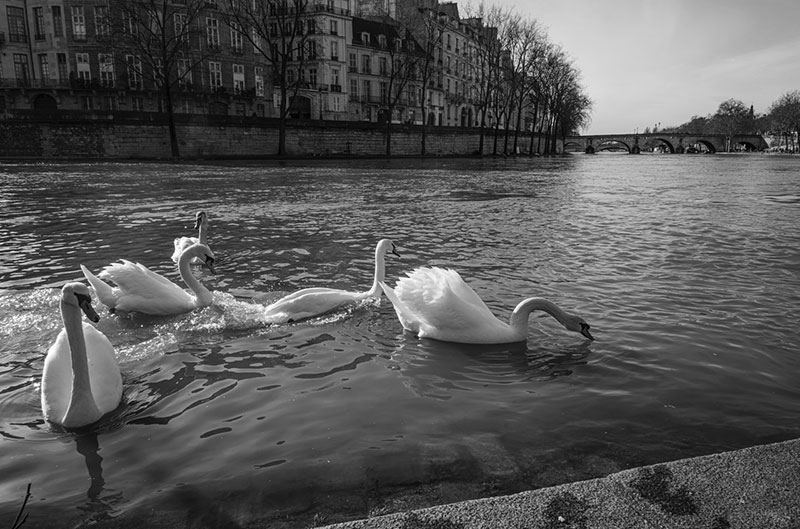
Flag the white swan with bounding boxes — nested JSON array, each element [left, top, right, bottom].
[[171, 211, 209, 264], [262, 238, 399, 323], [380, 267, 594, 344], [80, 243, 216, 316], [41, 282, 122, 428]]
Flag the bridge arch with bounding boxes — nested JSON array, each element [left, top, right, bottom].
[[596, 139, 632, 153], [645, 137, 675, 153]]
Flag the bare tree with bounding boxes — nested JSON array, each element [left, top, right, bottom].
[[768, 90, 800, 152], [108, 0, 220, 158], [225, 0, 314, 156], [403, 6, 443, 155]]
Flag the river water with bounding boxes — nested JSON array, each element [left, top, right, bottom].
[[1, 154, 799, 527]]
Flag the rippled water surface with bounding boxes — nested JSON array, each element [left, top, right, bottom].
[[1, 155, 799, 527]]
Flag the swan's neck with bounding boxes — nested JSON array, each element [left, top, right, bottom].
[[366, 246, 386, 298], [509, 298, 571, 334], [197, 221, 207, 246], [62, 301, 100, 427], [179, 251, 212, 306]]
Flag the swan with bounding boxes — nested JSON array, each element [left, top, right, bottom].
[[171, 211, 210, 264], [262, 238, 399, 323], [41, 282, 122, 428], [380, 267, 594, 344], [80, 243, 216, 316]]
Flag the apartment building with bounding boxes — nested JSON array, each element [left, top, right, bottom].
[[1, 0, 487, 125]]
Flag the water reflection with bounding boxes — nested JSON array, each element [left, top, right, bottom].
[[386, 336, 593, 400]]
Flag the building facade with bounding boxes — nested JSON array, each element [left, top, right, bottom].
[[1, 0, 491, 126]]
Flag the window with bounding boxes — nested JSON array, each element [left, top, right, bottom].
[[57, 54, 67, 81], [255, 66, 264, 96], [308, 68, 317, 87], [331, 67, 340, 89], [52, 6, 64, 37], [378, 34, 386, 48], [123, 11, 138, 37], [38, 54, 50, 81], [209, 61, 222, 88], [76, 53, 91, 81], [307, 19, 315, 34], [13, 54, 30, 86], [206, 18, 220, 48], [230, 23, 243, 53], [348, 53, 356, 72], [306, 40, 317, 60], [131, 97, 144, 112], [81, 95, 93, 110], [330, 19, 338, 35], [233, 64, 245, 94], [349, 78, 358, 99], [380, 81, 388, 103], [174, 13, 187, 42], [99, 54, 115, 87], [95, 6, 110, 38], [6, 7, 26, 43], [71, 6, 86, 40], [126, 55, 143, 90], [154, 58, 164, 86], [379, 57, 387, 75], [34, 7, 46, 40], [177, 59, 192, 87], [362, 80, 370, 100], [251, 27, 261, 51], [331, 41, 339, 61], [361, 55, 370, 74]]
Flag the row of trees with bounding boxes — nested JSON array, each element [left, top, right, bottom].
[[99, 0, 591, 158], [661, 92, 800, 152]]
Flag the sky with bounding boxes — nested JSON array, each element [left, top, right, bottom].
[[478, 0, 800, 134]]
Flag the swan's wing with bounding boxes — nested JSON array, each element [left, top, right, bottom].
[[263, 287, 359, 323], [380, 281, 420, 333], [101, 260, 182, 293], [172, 236, 198, 263], [99, 260, 194, 313], [394, 267, 502, 336], [83, 323, 122, 415]]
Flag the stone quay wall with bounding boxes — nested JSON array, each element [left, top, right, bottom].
[[0, 112, 558, 159]]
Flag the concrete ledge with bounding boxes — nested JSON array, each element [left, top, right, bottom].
[[323, 438, 800, 529]]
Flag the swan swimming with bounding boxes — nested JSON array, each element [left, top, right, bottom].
[[41, 282, 122, 428], [80, 243, 216, 316], [262, 238, 399, 323], [171, 211, 210, 264], [380, 267, 594, 344]]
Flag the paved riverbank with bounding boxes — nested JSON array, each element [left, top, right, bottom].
[[322, 438, 800, 529]]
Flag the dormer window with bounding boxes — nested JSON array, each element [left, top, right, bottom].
[[378, 34, 387, 48], [360, 31, 370, 44]]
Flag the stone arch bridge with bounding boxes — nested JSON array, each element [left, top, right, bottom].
[[564, 133, 768, 154]]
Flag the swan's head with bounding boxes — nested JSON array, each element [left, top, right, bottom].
[[61, 282, 100, 323], [185, 243, 216, 274], [567, 316, 594, 341], [377, 238, 400, 258], [194, 211, 207, 229]]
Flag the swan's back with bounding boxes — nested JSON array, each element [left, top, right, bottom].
[[100, 259, 194, 313], [41, 323, 122, 422], [392, 267, 510, 341]]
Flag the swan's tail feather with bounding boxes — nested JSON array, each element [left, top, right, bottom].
[[80, 264, 116, 309], [380, 281, 417, 333]]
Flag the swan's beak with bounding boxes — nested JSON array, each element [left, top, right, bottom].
[[204, 256, 216, 275], [193, 218, 202, 230], [76, 294, 100, 323], [391, 244, 400, 258], [580, 323, 594, 341]]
